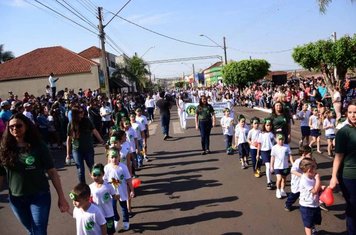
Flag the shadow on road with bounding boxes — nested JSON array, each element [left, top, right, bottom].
[[131, 210, 242, 232], [139, 167, 219, 177]]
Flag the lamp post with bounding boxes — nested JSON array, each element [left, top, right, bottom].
[[200, 34, 227, 65]]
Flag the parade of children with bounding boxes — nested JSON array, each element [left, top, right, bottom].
[[2, 77, 355, 234]]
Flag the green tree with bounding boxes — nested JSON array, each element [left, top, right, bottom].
[[318, 0, 355, 13], [112, 54, 150, 92], [222, 59, 270, 87], [292, 34, 356, 89], [0, 44, 14, 64]]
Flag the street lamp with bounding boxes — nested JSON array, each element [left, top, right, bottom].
[[200, 34, 227, 65]]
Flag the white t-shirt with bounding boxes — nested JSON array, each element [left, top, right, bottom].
[[220, 116, 234, 136], [271, 144, 291, 169], [136, 115, 148, 131], [323, 118, 336, 136], [299, 174, 319, 208], [48, 75, 57, 88], [290, 158, 303, 193], [119, 141, 131, 164], [126, 127, 137, 153], [73, 203, 106, 235], [309, 115, 320, 130], [145, 98, 155, 108], [100, 106, 112, 122], [257, 132, 275, 151], [89, 182, 116, 217], [234, 125, 249, 144], [131, 121, 142, 140], [103, 163, 131, 201], [23, 110, 35, 123], [298, 110, 311, 127], [247, 128, 261, 150]]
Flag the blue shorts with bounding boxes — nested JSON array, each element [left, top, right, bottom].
[[238, 143, 249, 158], [326, 134, 335, 140], [310, 129, 321, 137], [260, 150, 271, 163], [299, 206, 322, 228], [274, 168, 290, 176], [301, 126, 310, 137]]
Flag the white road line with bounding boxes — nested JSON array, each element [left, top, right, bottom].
[[149, 123, 158, 135], [173, 121, 184, 134]]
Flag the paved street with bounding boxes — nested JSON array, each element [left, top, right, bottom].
[[0, 106, 348, 234]]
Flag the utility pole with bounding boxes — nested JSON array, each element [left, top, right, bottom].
[[98, 7, 110, 96], [223, 36, 227, 65], [192, 64, 196, 87], [332, 32, 337, 81]]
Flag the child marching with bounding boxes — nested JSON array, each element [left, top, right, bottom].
[[247, 117, 261, 177], [234, 115, 250, 169], [220, 108, 234, 155]]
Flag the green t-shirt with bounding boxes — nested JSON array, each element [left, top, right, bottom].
[[196, 104, 214, 121], [270, 114, 290, 135], [67, 118, 95, 151], [0, 143, 54, 196], [335, 124, 356, 179]]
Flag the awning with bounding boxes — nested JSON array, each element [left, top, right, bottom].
[[109, 78, 130, 88]]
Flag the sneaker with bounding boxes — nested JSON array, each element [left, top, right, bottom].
[[144, 157, 150, 162], [123, 222, 130, 231], [163, 135, 168, 140], [206, 150, 211, 154], [70, 159, 76, 164], [284, 206, 291, 212], [267, 183, 273, 190], [254, 171, 261, 178], [114, 220, 119, 230], [311, 227, 318, 235], [280, 190, 287, 197], [241, 164, 245, 169], [299, 140, 303, 148], [65, 158, 71, 166], [319, 203, 329, 212], [276, 189, 282, 199], [201, 151, 207, 155]]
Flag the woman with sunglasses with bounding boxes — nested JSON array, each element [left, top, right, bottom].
[[195, 95, 216, 155], [0, 113, 69, 234], [66, 105, 105, 184]]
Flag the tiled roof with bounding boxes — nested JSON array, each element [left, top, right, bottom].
[[0, 46, 98, 81], [78, 46, 104, 60]]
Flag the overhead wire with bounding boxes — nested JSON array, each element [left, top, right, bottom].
[[75, 0, 97, 16], [55, 0, 97, 30], [32, 0, 98, 36], [82, 0, 98, 10], [61, 0, 97, 27], [105, 10, 220, 48], [105, 0, 133, 28]]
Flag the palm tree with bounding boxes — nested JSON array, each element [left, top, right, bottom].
[[0, 44, 15, 64], [318, 0, 354, 13], [112, 54, 150, 92]]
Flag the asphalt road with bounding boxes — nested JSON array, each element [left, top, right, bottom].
[[0, 106, 347, 234]]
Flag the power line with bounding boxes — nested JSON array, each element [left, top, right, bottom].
[[32, 0, 98, 36], [229, 47, 293, 54], [75, 0, 97, 15], [62, 0, 97, 27], [106, 34, 127, 55], [54, 0, 97, 30], [105, 0, 133, 28], [82, 0, 98, 10], [105, 10, 220, 48]]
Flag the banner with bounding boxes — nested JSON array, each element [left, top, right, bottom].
[[184, 102, 228, 119]]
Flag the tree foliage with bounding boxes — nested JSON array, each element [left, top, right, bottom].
[[317, 0, 354, 14], [0, 44, 15, 64], [292, 34, 356, 89], [222, 59, 270, 87], [112, 54, 150, 92]]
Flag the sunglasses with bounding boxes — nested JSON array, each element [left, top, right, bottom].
[[9, 124, 23, 130]]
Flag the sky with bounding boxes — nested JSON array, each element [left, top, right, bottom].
[[1, 0, 356, 79]]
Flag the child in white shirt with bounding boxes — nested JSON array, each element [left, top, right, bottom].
[[70, 183, 107, 235], [235, 115, 250, 169], [257, 118, 275, 189], [89, 163, 120, 235], [309, 108, 322, 154], [284, 146, 313, 212], [220, 108, 234, 154], [322, 110, 336, 158], [247, 117, 261, 177], [104, 148, 134, 231], [271, 134, 294, 199], [299, 158, 322, 235], [297, 103, 311, 148]]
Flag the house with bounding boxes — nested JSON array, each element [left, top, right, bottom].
[[202, 61, 223, 87], [0, 46, 100, 97]]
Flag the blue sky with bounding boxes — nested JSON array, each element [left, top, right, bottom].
[[1, 0, 355, 78]]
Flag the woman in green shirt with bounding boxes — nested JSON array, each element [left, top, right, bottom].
[[330, 100, 356, 234], [195, 95, 216, 155], [0, 113, 69, 234]]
